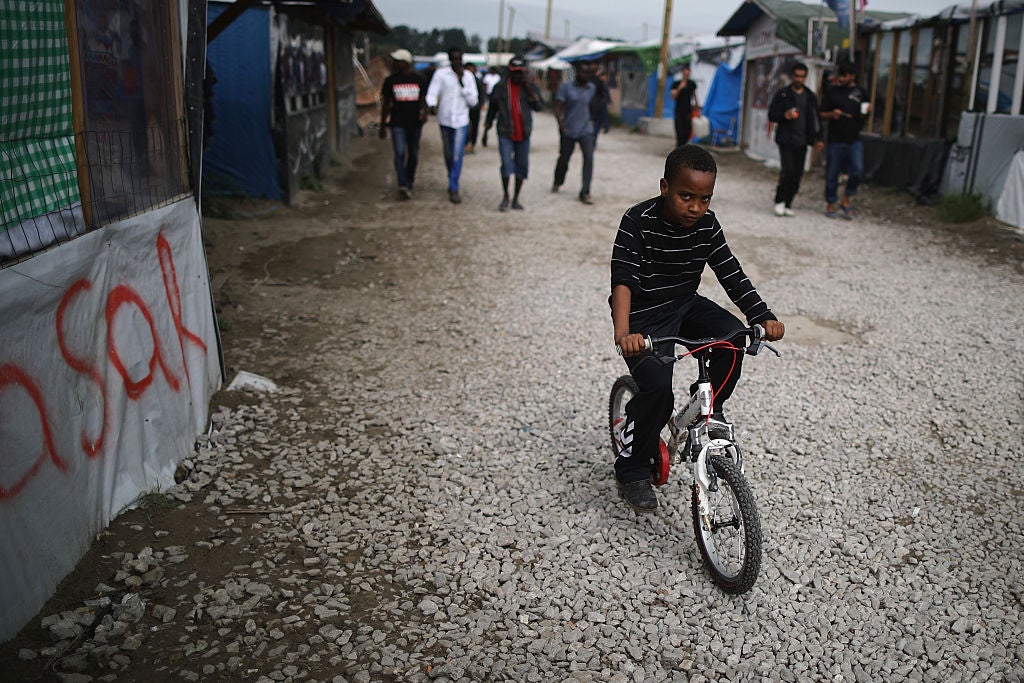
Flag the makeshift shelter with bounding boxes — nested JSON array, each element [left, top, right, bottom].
[[605, 36, 743, 136], [1, 0, 221, 642], [202, 0, 388, 203], [859, 0, 1024, 227], [717, 0, 906, 162]]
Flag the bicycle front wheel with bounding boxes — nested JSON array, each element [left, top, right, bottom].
[[691, 453, 761, 594]]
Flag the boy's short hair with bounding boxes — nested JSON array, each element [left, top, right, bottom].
[[665, 144, 717, 181], [837, 61, 856, 76], [790, 61, 808, 75]]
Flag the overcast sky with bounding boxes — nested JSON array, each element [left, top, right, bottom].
[[373, 0, 964, 45]]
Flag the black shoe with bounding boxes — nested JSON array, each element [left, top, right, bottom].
[[579, 193, 593, 205], [511, 199, 524, 210], [706, 412, 733, 441], [499, 197, 510, 212], [449, 190, 462, 204], [617, 478, 658, 513]]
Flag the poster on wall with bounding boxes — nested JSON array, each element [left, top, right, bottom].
[[72, 0, 187, 225]]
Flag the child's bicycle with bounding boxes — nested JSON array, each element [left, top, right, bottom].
[[609, 325, 780, 594]]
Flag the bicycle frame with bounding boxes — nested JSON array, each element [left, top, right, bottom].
[[662, 346, 744, 504]]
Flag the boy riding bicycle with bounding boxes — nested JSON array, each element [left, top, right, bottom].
[[610, 145, 785, 513]]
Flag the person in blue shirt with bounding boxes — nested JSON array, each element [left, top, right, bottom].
[[551, 61, 598, 205]]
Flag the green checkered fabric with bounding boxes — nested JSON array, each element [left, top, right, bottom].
[[1, 0, 79, 233]]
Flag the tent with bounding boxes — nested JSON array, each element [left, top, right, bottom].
[[606, 35, 741, 127]]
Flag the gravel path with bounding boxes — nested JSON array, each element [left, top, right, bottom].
[[3, 116, 1023, 683]]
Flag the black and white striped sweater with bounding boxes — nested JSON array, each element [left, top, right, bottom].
[[610, 196, 776, 323]]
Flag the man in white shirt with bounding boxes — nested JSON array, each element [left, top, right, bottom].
[[482, 68, 501, 96], [425, 47, 479, 204]]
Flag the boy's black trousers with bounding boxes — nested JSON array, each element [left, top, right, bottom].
[[617, 295, 745, 484]]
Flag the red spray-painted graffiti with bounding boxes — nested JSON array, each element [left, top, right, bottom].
[[0, 229, 208, 500]]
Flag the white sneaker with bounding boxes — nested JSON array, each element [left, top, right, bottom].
[[773, 202, 786, 216], [783, 207, 796, 216]]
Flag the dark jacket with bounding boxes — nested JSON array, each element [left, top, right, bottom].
[[767, 85, 822, 147], [484, 77, 543, 139], [820, 83, 868, 144]]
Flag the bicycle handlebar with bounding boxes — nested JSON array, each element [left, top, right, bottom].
[[617, 324, 781, 359]]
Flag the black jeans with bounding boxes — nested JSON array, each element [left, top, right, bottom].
[[774, 143, 807, 207], [553, 133, 595, 196], [674, 115, 692, 148], [616, 296, 745, 483]]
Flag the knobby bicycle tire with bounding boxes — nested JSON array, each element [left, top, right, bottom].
[[691, 453, 761, 594], [608, 375, 639, 460], [608, 375, 670, 485]]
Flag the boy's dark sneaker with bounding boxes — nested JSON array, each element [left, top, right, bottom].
[[579, 193, 593, 205], [499, 197, 510, 211], [617, 478, 658, 513], [511, 199, 524, 210]]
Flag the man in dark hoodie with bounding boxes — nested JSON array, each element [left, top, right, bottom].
[[767, 62, 824, 217], [482, 56, 544, 211]]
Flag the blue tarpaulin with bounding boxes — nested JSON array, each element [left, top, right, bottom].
[[700, 58, 742, 146], [202, 4, 281, 199]]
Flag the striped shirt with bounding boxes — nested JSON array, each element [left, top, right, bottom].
[[610, 197, 775, 323]]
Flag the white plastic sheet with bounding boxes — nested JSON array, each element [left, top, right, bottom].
[[995, 150, 1024, 231], [0, 198, 221, 641]]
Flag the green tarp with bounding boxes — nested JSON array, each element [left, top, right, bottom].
[[0, 0, 79, 233]]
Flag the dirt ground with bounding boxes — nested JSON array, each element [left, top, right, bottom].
[[1, 120, 1021, 681]]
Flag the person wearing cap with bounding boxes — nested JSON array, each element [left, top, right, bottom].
[[380, 49, 428, 200], [425, 47, 479, 204], [552, 60, 598, 205], [481, 56, 543, 211]]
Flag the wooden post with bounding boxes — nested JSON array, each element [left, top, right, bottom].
[[654, 0, 673, 119], [63, 0, 92, 228]]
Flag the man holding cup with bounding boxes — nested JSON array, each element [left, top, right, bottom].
[[767, 62, 824, 217], [819, 61, 869, 219]]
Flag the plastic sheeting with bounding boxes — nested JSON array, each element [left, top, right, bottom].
[[700, 58, 743, 146], [942, 112, 1024, 228], [995, 151, 1024, 230], [0, 198, 221, 641], [202, 4, 281, 199]]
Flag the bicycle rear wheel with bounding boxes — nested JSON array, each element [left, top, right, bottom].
[[691, 453, 761, 593], [608, 375, 670, 486], [608, 375, 638, 459]]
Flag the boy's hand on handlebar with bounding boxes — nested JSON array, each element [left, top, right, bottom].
[[762, 319, 785, 342], [616, 333, 647, 357]]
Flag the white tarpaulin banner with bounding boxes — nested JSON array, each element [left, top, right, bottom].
[[995, 151, 1024, 231], [0, 198, 221, 641]]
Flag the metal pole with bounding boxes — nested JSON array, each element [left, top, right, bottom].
[[508, 7, 516, 53], [654, 0, 673, 118], [962, 0, 980, 112], [498, 0, 505, 55], [545, 0, 553, 40], [850, 0, 856, 64]]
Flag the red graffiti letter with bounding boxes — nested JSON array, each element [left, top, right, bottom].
[[106, 286, 180, 399], [0, 364, 68, 500], [56, 279, 109, 457], [157, 231, 206, 385]]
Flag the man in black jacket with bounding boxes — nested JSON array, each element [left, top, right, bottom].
[[820, 61, 869, 219], [767, 62, 824, 217], [482, 56, 544, 211]]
